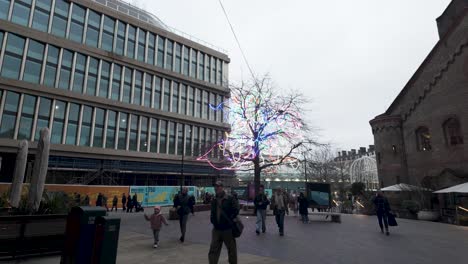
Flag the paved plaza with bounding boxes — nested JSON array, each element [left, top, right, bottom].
[[8, 209, 468, 264]]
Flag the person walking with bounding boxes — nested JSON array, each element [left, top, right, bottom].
[[144, 206, 169, 248], [373, 191, 391, 235], [289, 191, 298, 216], [208, 181, 239, 264], [83, 195, 90, 206], [111, 195, 118, 212], [132, 193, 138, 212], [254, 185, 269, 235], [122, 193, 127, 212], [298, 192, 309, 224], [96, 193, 103, 207], [103, 195, 109, 211], [126, 194, 133, 213], [271, 188, 288, 236], [173, 187, 192, 242]]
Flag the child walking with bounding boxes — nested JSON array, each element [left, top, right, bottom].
[[144, 206, 169, 248]]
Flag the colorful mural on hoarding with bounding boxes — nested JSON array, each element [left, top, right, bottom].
[[129, 186, 198, 207]]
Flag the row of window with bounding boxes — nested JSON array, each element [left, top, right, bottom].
[[0, 89, 225, 157], [0, 31, 226, 122], [0, 0, 227, 86], [415, 118, 464, 152]]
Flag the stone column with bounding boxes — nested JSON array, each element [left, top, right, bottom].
[[27, 128, 50, 213], [9, 140, 28, 208]]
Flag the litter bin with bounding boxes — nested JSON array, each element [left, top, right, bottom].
[[92, 216, 121, 264], [61, 206, 107, 264]]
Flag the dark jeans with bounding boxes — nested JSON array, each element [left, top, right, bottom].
[[111, 205, 117, 211], [179, 214, 188, 238], [301, 214, 309, 223], [275, 210, 285, 234], [256, 209, 267, 232], [377, 211, 389, 231], [208, 228, 237, 264], [152, 229, 160, 244]]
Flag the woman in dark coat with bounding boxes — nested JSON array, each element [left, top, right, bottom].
[[126, 194, 133, 213], [298, 192, 309, 224]]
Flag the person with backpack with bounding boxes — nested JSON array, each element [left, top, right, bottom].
[[208, 181, 240, 264], [373, 191, 391, 236], [173, 187, 192, 242], [254, 185, 270, 235]]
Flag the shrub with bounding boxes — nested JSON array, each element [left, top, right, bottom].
[[402, 200, 421, 214]]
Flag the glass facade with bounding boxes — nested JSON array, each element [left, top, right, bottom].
[[87, 57, 99, 96], [58, 49, 73, 89], [44, 45, 59, 87], [133, 70, 142, 105], [85, 10, 101, 48], [118, 112, 128, 150], [80, 105, 92, 146], [172, 82, 179, 113], [0, 91, 20, 138], [72, 53, 86, 93], [65, 103, 79, 145], [35, 97, 51, 140], [140, 116, 148, 152], [1, 34, 25, 80], [102, 16, 115, 52], [51, 0, 69, 38], [70, 4, 85, 43], [106, 110, 117, 149], [129, 114, 138, 151], [32, 0, 52, 32], [51, 100, 66, 144], [126, 25, 136, 59], [23, 40, 45, 84], [137, 28, 146, 62], [94, 108, 105, 148], [12, 0, 32, 27]]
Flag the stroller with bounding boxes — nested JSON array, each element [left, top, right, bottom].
[[134, 202, 144, 212]]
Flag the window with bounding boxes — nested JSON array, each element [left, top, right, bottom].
[[123, 67, 132, 103], [137, 28, 146, 62], [0, 91, 20, 138], [65, 103, 80, 145], [117, 112, 128, 150], [217, 95, 223, 122], [188, 86, 194, 117], [209, 93, 216, 121], [202, 90, 208, 119], [416, 127, 432, 151], [106, 110, 117, 148], [216, 59, 221, 85], [185, 125, 192, 156], [0, 0, 11, 20], [190, 50, 197, 78], [172, 82, 179, 113], [192, 126, 199, 156], [18, 95, 37, 140], [140, 116, 148, 152], [165, 40, 173, 70], [150, 118, 158, 153], [157, 36, 165, 68], [200, 127, 206, 153], [195, 89, 202, 118], [51, 0, 69, 38], [154, 76, 162, 110], [175, 43, 182, 73], [51, 100, 66, 144], [79, 105, 92, 146], [85, 10, 100, 48], [86, 57, 99, 96], [58, 50, 73, 89], [115, 21, 125, 55], [133, 70, 142, 105], [205, 54, 210, 82], [443, 118, 464, 146], [69, 4, 85, 43], [102, 16, 115, 52], [32, 0, 52, 32], [126, 25, 136, 59], [177, 123, 184, 155], [11, 0, 32, 26], [144, 73, 152, 108], [43, 45, 59, 87], [72, 53, 86, 93], [111, 64, 122, 100], [93, 108, 105, 147], [147, 33, 155, 65], [180, 84, 187, 115], [0, 32, 3, 53], [23, 40, 45, 84], [198, 52, 204, 80], [129, 114, 138, 151], [1, 34, 25, 79], [99, 61, 110, 98], [168, 122, 176, 154], [206, 128, 212, 157], [183, 46, 189, 76], [163, 79, 170, 112], [218, 59, 223, 86], [211, 57, 216, 84], [35, 97, 51, 141], [159, 120, 167, 154]]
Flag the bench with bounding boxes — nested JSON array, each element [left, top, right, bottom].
[[309, 212, 341, 223]]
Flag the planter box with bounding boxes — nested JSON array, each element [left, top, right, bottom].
[[417, 210, 440, 221]]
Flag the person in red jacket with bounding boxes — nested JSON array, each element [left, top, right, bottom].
[[144, 206, 169, 248]]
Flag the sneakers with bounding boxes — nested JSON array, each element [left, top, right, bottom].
[[179, 236, 185, 243], [386, 231, 390, 236], [256, 230, 260, 235], [153, 244, 158, 248]]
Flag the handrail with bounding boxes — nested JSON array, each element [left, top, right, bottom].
[[91, 0, 228, 54]]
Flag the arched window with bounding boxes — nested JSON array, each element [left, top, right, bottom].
[[443, 118, 463, 146], [416, 127, 432, 151]]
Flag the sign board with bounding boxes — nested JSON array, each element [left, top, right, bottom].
[[306, 183, 331, 208]]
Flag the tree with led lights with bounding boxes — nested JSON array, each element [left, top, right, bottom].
[[198, 75, 314, 195]]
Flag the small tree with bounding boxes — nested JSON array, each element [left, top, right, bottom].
[[198, 75, 313, 195]]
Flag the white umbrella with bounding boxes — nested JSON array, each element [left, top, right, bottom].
[[380, 183, 432, 192], [433, 182, 468, 194]]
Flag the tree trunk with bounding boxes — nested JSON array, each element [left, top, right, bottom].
[[254, 156, 261, 197], [10, 140, 28, 208], [27, 128, 50, 213]]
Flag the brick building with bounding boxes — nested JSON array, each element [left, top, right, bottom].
[[370, 0, 468, 190]]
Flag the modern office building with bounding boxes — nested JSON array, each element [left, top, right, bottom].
[[0, 0, 232, 186]]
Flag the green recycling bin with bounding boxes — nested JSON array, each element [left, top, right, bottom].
[[62, 206, 107, 264], [92, 216, 121, 264]]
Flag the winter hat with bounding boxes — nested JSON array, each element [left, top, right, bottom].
[[154, 206, 161, 211]]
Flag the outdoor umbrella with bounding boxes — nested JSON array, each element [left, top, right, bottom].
[[433, 182, 468, 194], [380, 183, 432, 192]]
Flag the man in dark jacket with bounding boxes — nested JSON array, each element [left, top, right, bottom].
[[208, 181, 239, 264], [122, 193, 127, 212], [373, 191, 391, 235], [173, 187, 192, 242], [96, 193, 103, 207], [254, 185, 270, 235], [126, 194, 133, 213], [298, 192, 309, 223], [132, 193, 138, 212]]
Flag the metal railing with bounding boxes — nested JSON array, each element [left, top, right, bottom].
[[91, 0, 228, 54]]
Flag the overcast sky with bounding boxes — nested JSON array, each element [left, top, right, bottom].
[[133, 0, 451, 152]]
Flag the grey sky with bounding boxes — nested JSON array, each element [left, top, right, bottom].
[[134, 0, 450, 151]]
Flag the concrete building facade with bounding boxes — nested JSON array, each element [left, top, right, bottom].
[[0, 0, 233, 186], [370, 0, 468, 190]]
